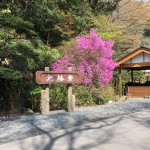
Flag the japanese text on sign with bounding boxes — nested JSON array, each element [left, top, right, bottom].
[[35, 71, 82, 84]]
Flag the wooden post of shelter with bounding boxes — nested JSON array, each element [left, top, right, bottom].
[[118, 68, 122, 96], [40, 67, 50, 115], [131, 70, 133, 83]]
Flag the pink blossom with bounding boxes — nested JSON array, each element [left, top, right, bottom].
[[51, 30, 116, 87]]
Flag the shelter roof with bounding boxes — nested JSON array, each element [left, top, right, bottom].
[[117, 46, 150, 70]]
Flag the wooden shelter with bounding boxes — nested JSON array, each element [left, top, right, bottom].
[[117, 46, 150, 97]]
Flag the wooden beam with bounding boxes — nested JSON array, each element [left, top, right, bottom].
[[142, 49, 150, 55], [117, 50, 141, 65], [118, 62, 150, 69]]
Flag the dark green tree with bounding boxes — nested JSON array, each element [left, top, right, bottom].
[[0, 0, 121, 114]]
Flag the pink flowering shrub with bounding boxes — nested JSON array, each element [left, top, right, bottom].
[[51, 29, 116, 87]]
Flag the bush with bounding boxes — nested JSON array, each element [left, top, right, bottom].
[[30, 86, 43, 112], [73, 85, 111, 106], [49, 84, 67, 110], [29, 84, 113, 111]]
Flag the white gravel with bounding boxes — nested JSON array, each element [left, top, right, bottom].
[[0, 98, 150, 144]]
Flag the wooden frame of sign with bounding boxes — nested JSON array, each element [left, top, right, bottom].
[[35, 68, 82, 115], [35, 71, 82, 84]]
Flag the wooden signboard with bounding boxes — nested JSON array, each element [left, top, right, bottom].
[[35, 71, 82, 85]]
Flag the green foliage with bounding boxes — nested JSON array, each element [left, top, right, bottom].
[[96, 96, 110, 105], [0, 1, 61, 113], [90, 0, 121, 13], [73, 85, 110, 106], [1, 0, 121, 47], [133, 71, 144, 82], [30, 86, 42, 111], [143, 28, 150, 37], [0, 0, 123, 114], [74, 85, 95, 106], [0, 67, 23, 80], [49, 85, 67, 110], [142, 26, 150, 46], [92, 15, 124, 41], [91, 14, 134, 61], [0, 79, 23, 113]]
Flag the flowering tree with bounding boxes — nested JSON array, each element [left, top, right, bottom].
[[51, 30, 116, 87]]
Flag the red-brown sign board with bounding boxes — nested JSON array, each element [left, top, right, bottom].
[[35, 71, 82, 85]]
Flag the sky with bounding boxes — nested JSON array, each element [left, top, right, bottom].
[[136, 0, 150, 2]]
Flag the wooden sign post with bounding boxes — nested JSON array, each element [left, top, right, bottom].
[[35, 69, 82, 114], [41, 87, 49, 115], [67, 67, 73, 112]]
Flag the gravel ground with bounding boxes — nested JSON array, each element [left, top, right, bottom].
[[0, 98, 150, 144]]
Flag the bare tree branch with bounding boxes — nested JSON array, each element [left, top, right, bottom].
[[119, 0, 132, 8], [117, 3, 150, 19]]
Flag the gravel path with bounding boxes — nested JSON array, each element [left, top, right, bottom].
[[0, 98, 150, 144]]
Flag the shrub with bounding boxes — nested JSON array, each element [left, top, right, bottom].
[[51, 30, 116, 87]]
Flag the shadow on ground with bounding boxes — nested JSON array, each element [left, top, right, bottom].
[[18, 110, 150, 150], [19, 117, 122, 150]]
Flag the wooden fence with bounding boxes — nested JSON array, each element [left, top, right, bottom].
[[128, 86, 150, 97]]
